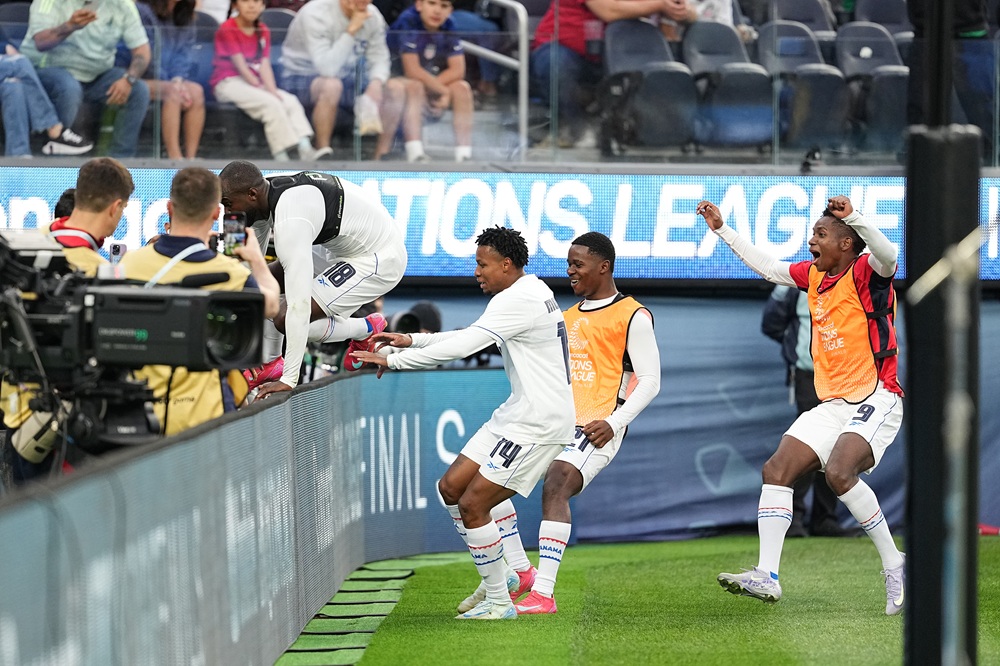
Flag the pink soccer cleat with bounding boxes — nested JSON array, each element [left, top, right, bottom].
[[510, 566, 537, 603], [343, 313, 388, 372], [243, 356, 284, 390], [514, 590, 557, 615]]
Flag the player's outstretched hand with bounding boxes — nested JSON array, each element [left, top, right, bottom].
[[256, 380, 292, 400], [695, 200, 723, 230], [581, 419, 614, 448], [369, 332, 412, 352], [827, 195, 853, 219], [351, 349, 389, 378]]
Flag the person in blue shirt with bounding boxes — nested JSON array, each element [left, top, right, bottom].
[[116, 0, 205, 159], [379, 0, 473, 162], [0, 34, 92, 156]]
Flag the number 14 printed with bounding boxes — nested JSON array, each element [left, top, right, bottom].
[[490, 438, 523, 469]]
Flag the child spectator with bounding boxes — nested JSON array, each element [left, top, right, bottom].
[[210, 0, 316, 160], [117, 0, 206, 160], [382, 0, 473, 162]]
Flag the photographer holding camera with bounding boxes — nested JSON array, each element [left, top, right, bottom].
[[119, 167, 280, 436], [0, 157, 135, 484]]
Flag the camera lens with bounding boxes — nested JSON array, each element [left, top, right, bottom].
[[204, 303, 259, 366]]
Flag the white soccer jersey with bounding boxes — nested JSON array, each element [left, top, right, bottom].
[[388, 274, 575, 446]]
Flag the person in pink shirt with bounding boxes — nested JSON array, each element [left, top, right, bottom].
[[210, 0, 315, 160]]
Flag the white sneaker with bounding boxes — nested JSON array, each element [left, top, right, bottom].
[[882, 553, 905, 616], [42, 128, 93, 156], [408, 152, 431, 163], [313, 146, 334, 160], [456, 568, 519, 613], [717, 566, 782, 603], [455, 599, 517, 620], [573, 127, 598, 149]]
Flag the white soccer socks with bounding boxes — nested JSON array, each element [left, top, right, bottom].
[[533, 520, 572, 597], [492, 499, 532, 573], [839, 479, 904, 570], [757, 484, 794, 578]]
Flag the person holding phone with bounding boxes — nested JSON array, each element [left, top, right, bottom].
[[218, 160, 407, 399], [19, 0, 152, 158], [119, 167, 280, 435]]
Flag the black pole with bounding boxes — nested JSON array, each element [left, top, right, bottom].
[[905, 0, 981, 659]]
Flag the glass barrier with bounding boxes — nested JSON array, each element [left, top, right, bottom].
[[0, 8, 997, 168]]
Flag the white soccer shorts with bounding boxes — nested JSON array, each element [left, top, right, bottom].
[[552, 425, 625, 491], [784, 386, 903, 473], [461, 425, 563, 497], [310, 237, 406, 317]]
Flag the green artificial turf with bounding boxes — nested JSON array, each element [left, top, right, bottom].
[[353, 536, 1000, 666]]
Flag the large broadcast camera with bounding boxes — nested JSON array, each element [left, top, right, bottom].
[[0, 230, 264, 456]]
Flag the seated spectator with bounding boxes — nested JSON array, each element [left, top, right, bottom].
[[381, 0, 474, 162], [117, 0, 206, 160], [446, 0, 503, 99], [119, 167, 280, 435], [19, 0, 151, 158], [531, 0, 690, 148], [0, 37, 92, 157], [210, 0, 316, 160], [280, 0, 397, 159]]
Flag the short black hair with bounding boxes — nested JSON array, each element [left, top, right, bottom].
[[571, 231, 616, 271], [219, 160, 265, 194], [54, 188, 75, 219], [821, 208, 867, 255], [476, 226, 529, 268]]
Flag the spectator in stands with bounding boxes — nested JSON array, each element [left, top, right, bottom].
[[196, 0, 232, 23], [447, 0, 503, 100], [119, 167, 279, 435], [907, 0, 994, 159], [530, 0, 693, 148], [0, 36, 92, 157], [4, 158, 134, 484], [20, 0, 151, 158], [280, 0, 395, 159], [381, 0, 474, 162], [211, 0, 317, 160], [117, 0, 206, 160]]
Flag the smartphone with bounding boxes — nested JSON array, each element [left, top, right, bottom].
[[109, 242, 127, 264], [222, 212, 247, 256]]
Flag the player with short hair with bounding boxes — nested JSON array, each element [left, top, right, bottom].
[[697, 195, 906, 615], [513, 231, 660, 614], [218, 160, 407, 398], [353, 226, 575, 620]]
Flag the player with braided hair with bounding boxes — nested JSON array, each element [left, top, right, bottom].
[[353, 226, 575, 620]]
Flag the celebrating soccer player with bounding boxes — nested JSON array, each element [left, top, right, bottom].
[[352, 226, 575, 620], [697, 196, 906, 615]]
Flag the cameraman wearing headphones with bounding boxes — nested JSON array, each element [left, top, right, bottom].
[[119, 167, 280, 436], [2, 157, 136, 485]]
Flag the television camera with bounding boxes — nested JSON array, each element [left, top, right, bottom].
[[0, 230, 264, 456]]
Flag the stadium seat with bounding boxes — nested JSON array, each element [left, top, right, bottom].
[[682, 21, 773, 147], [504, 0, 551, 39], [836, 22, 909, 153], [756, 20, 849, 151], [193, 11, 220, 44], [261, 7, 296, 45], [0, 2, 30, 48], [854, 0, 912, 36], [769, 0, 837, 63], [599, 19, 697, 152]]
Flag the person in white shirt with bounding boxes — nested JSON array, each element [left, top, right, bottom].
[[353, 226, 576, 621], [219, 159, 407, 398]]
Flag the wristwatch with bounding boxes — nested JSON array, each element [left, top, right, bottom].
[[124, 73, 137, 85]]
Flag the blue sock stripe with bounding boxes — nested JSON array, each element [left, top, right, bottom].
[[472, 553, 505, 568], [538, 553, 563, 563], [758, 509, 793, 522], [861, 512, 885, 532], [499, 530, 520, 539]]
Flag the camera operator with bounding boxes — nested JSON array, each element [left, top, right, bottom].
[[45, 157, 135, 275], [0, 157, 135, 484], [118, 167, 280, 436]]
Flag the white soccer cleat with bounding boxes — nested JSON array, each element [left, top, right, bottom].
[[717, 566, 782, 603], [456, 568, 519, 613], [455, 599, 517, 620], [882, 553, 905, 616]]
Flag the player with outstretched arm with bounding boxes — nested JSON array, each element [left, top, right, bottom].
[[697, 195, 906, 615], [353, 226, 575, 620]]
